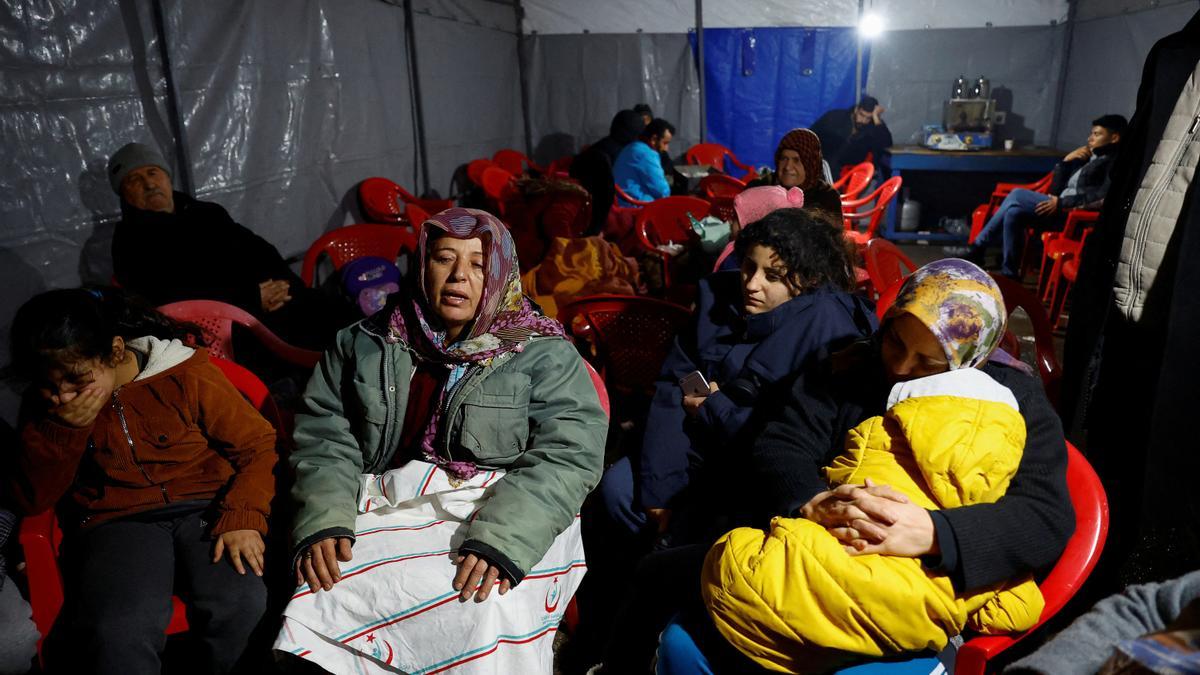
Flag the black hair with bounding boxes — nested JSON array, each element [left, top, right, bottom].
[[1091, 114, 1128, 136], [9, 287, 202, 380], [642, 118, 676, 141], [857, 96, 879, 112], [632, 103, 653, 116], [734, 208, 854, 292], [609, 110, 646, 145]]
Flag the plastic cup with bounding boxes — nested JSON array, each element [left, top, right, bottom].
[[1004, 139, 1015, 151]]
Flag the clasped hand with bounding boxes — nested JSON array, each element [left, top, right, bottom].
[[800, 479, 938, 558]]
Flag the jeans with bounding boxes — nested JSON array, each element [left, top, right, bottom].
[[0, 575, 38, 675], [974, 188, 1051, 276], [52, 504, 268, 675]]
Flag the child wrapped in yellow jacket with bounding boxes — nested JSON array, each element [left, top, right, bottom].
[[702, 367, 1044, 673]]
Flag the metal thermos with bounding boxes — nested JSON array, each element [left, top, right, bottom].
[[952, 76, 968, 99], [972, 76, 991, 99]]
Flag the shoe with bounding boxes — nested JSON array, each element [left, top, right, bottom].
[[962, 245, 988, 266]]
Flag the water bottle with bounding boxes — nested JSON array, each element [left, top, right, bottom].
[[687, 212, 706, 237]]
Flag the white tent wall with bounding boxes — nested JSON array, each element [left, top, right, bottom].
[[523, 33, 700, 165], [1056, 0, 1198, 145], [865, 25, 1068, 147], [411, 0, 525, 195]]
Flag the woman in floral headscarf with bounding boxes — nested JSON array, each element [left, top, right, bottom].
[[276, 208, 607, 674], [610, 259, 1075, 674]]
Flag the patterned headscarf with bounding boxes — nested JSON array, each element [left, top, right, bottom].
[[774, 128, 824, 191], [386, 208, 564, 479], [884, 258, 1025, 371], [387, 207, 564, 364]]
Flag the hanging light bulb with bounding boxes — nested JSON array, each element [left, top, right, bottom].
[[859, 13, 885, 39]]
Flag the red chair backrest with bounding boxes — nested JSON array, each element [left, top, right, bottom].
[[158, 300, 322, 369], [467, 158, 495, 186], [301, 223, 418, 287], [698, 174, 746, 199], [635, 196, 711, 248], [492, 149, 530, 176], [481, 166, 517, 201], [989, 273, 1062, 402], [18, 355, 281, 659], [832, 162, 875, 200], [583, 360, 610, 419], [843, 176, 902, 239], [956, 442, 1108, 674], [359, 177, 407, 224], [558, 294, 692, 396], [405, 202, 431, 230], [685, 143, 732, 169], [863, 238, 917, 296], [874, 279, 904, 321]]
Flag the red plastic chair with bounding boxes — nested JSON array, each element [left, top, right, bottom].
[[635, 196, 711, 289], [1046, 226, 1096, 331], [545, 155, 574, 178], [842, 177, 903, 246], [404, 202, 431, 231], [956, 442, 1109, 674], [863, 238, 917, 300], [990, 273, 1062, 404], [480, 166, 518, 216], [831, 161, 875, 200], [685, 143, 755, 179], [466, 158, 495, 186], [1037, 210, 1099, 299], [158, 300, 322, 369], [613, 182, 653, 208], [874, 279, 905, 321], [492, 148, 545, 177], [558, 295, 692, 397], [698, 174, 746, 199], [358, 177, 453, 225], [968, 171, 1055, 244], [18, 356, 278, 663], [300, 223, 418, 287]]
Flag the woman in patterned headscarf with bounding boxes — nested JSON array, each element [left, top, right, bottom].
[[747, 128, 844, 222], [279, 208, 607, 674], [624, 258, 1074, 674]]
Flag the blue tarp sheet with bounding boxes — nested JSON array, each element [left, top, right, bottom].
[[691, 27, 866, 168]]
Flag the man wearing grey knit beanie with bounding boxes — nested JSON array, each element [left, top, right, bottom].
[[106, 142, 357, 350]]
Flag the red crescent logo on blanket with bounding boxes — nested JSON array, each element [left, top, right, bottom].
[[545, 577, 561, 613]]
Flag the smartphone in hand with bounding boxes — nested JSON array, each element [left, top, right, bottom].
[[678, 370, 710, 397]]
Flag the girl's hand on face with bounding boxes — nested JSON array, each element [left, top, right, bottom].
[[213, 529, 266, 576], [51, 387, 108, 428]]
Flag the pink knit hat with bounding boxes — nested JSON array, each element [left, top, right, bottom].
[[733, 186, 806, 226]]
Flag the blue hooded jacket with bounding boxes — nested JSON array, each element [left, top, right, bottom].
[[639, 272, 876, 509]]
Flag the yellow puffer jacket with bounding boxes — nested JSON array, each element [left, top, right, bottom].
[[702, 369, 1045, 673]]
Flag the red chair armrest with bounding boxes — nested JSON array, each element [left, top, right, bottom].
[[727, 154, 755, 176], [956, 635, 1017, 675], [615, 184, 652, 207]]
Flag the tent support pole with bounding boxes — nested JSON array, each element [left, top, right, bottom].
[[855, 0, 864, 102], [151, 0, 193, 194], [695, 0, 706, 142], [1049, 0, 1079, 148], [513, 0, 534, 157], [403, 0, 431, 195]]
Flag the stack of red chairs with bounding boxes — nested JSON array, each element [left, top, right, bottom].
[[831, 161, 875, 200], [358, 177, 452, 229], [842, 176, 903, 247]]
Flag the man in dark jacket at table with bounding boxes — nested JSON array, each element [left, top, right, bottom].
[[108, 142, 353, 349], [812, 95, 894, 176], [967, 114, 1128, 277]]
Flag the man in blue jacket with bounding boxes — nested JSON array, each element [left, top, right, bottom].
[[614, 118, 675, 204]]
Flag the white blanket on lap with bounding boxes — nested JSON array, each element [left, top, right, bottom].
[[274, 461, 585, 674]]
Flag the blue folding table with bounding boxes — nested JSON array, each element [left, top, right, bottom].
[[880, 145, 1064, 243]]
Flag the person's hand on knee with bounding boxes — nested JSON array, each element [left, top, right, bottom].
[[452, 552, 511, 603], [213, 529, 266, 576], [296, 537, 353, 593]]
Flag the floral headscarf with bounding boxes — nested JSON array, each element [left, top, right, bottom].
[[884, 258, 1026, 371], [386, 207, 564, 479], [387, 207, 564, 364], [774, 128, 824, 191]]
